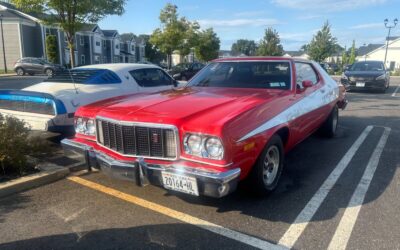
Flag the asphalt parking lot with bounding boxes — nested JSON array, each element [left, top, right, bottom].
[[0, 76, 399, 249]]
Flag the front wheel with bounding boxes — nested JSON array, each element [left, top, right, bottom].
[[320, 105, 338, 138], [248, 135, 284, 195], [16, 68, 25, 76], [45, 68, 53, 76]]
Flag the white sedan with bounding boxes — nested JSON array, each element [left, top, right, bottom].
[[0, 64, 178, 133]]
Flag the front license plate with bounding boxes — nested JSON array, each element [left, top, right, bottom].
[[356, 82, 365, 87], [161, 172, 199, 196]]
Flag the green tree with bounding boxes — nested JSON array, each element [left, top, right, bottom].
[[194, 28, 220, 62], [45, 35, 58, 63], [341, 46, 348, 66], [256, 28, 283, 56], [231, 39, 257, 56], [12, 0, 126, 68], [348, 40, 356, 64], [150, 4, 196, 68], [307, 21, 338, 62], [137, 34, 166, 64]]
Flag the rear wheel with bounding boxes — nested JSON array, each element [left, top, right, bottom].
[[248, 135, 284, 195], [16, 67, 25, 76], [320, 105, 338, 138]]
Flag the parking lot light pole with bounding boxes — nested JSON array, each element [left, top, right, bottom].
[[383, 18, 398, 69], [0, 14, 7, 73]]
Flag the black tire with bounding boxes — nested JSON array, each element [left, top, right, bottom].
[[16, 67, 25, 76], [45, 68, 53, 76], [320, 105, 338, 138], [248, 135, 284, 195]]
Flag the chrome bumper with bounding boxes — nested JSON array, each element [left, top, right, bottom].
[[61, 139, 241, 198]]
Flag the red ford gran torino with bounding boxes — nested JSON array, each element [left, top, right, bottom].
[[62, 57, 347, 198]]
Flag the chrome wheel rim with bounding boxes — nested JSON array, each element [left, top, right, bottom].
[[17, 69, 23, 75], [46, 69, 52, 76], [263, 145, 280, 186]]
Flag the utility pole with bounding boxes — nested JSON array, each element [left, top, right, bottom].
[[383, 18, 398, 69], [0, 14, 7, 73]]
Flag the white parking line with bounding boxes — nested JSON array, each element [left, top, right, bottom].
[[392, 84, 400, 97], [327, 127, 391, 250], [278, 126, 373, 248]]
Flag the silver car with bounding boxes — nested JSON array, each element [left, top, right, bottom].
[[13, 57, 64, 76]]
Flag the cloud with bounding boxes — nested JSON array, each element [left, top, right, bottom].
[[350, 23, 383, 29], [272, 0, 386, 11], [233, 11, 268, 17], [198, 18, 280, 28]]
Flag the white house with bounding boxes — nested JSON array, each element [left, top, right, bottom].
[[356, 37, 400, 71]]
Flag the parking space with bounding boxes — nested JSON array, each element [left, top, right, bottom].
[[0, 77, 399, 249]]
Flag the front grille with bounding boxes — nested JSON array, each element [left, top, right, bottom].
[[0, 99, 55, 115], [349, 77, 374, 82], [96, 119, 177, 159]]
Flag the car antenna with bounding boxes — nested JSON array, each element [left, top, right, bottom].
[[66, 65, 78, 94]]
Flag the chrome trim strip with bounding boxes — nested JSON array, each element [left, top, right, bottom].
[[95, 116, 180, 161]]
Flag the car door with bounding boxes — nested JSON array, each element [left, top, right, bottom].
[[129, 68, 175, 93], [30, 59, 45, 74], [290, 62, 326, 141]]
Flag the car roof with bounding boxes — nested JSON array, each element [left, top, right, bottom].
[[76, 63, 161, 71], [212, 56, 310, 63]]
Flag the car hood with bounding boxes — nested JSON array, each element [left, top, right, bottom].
[[85, 87, 286, 129], [345, 71, 385, 78]]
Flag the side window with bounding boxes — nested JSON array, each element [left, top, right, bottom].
[[295, 62, 319, 87], [130, 68, 173, 87]]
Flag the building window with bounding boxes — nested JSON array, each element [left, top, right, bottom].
[[80, 36, 84, 46], [94, 55, 100, 64], [96, 41, 101, 46], [81, 55, 85, 65], [116, 44, 119, 49], [103, 40, 106, 48]]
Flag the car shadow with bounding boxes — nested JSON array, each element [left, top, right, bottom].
[[0, 223, 257, 250]]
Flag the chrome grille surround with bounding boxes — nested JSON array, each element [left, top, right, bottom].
[[95, 116, 179, 161]]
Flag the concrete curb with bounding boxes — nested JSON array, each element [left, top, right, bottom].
[[0, 161, 84, 198]]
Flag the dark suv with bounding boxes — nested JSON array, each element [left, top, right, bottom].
[[13, 58, 64, 76], [167, 62, 205, 81]]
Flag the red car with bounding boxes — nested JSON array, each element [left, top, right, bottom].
[[62, 57, 347, 198]]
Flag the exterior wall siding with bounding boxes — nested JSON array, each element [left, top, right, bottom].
[[0, 23, 21, 70]]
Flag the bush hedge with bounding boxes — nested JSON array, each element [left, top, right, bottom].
[[0, 114, 52, 176]]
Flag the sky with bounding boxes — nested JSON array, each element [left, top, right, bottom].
[[99, 0, 400, 51]]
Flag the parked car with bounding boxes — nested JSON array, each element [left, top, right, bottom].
[[167, 62, 205, 81], [0, 64, 178, 133], [341, 61, 390, 92], [13, 57, 64, 76], [62, 57, 347, 198]]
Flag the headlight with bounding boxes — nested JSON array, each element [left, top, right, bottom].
[[187, 134, 202, 154], [205, 137, 224, 159], [74, 117, 96, 136], [376, 74, 386, 80], [184, 133, 224, 160]]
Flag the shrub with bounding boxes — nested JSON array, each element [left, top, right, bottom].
[[0, 114, 52, 176], [46, 35, 58, 64]]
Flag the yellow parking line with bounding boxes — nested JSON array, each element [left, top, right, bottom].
[[67, 176, 285, 250]]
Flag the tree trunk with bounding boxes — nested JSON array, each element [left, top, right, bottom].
[[68, 38, 75, 68]]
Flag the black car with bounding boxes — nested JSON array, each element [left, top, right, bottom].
[[13, 57, 64, 76], [167, 62, 205, 81], [341, 61, 390, 93]]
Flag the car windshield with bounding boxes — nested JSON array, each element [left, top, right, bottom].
[[349, 62, 384, 71], [188, 61, 291, 89], [44, 68, 122, 84]]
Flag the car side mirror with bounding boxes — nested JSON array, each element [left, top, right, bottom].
[[302, 80, 313, 88]]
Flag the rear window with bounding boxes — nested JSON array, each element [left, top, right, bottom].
[[45, 68, 122, 84], [188, 61, 291, 89], [349, 62, 384, 71]]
